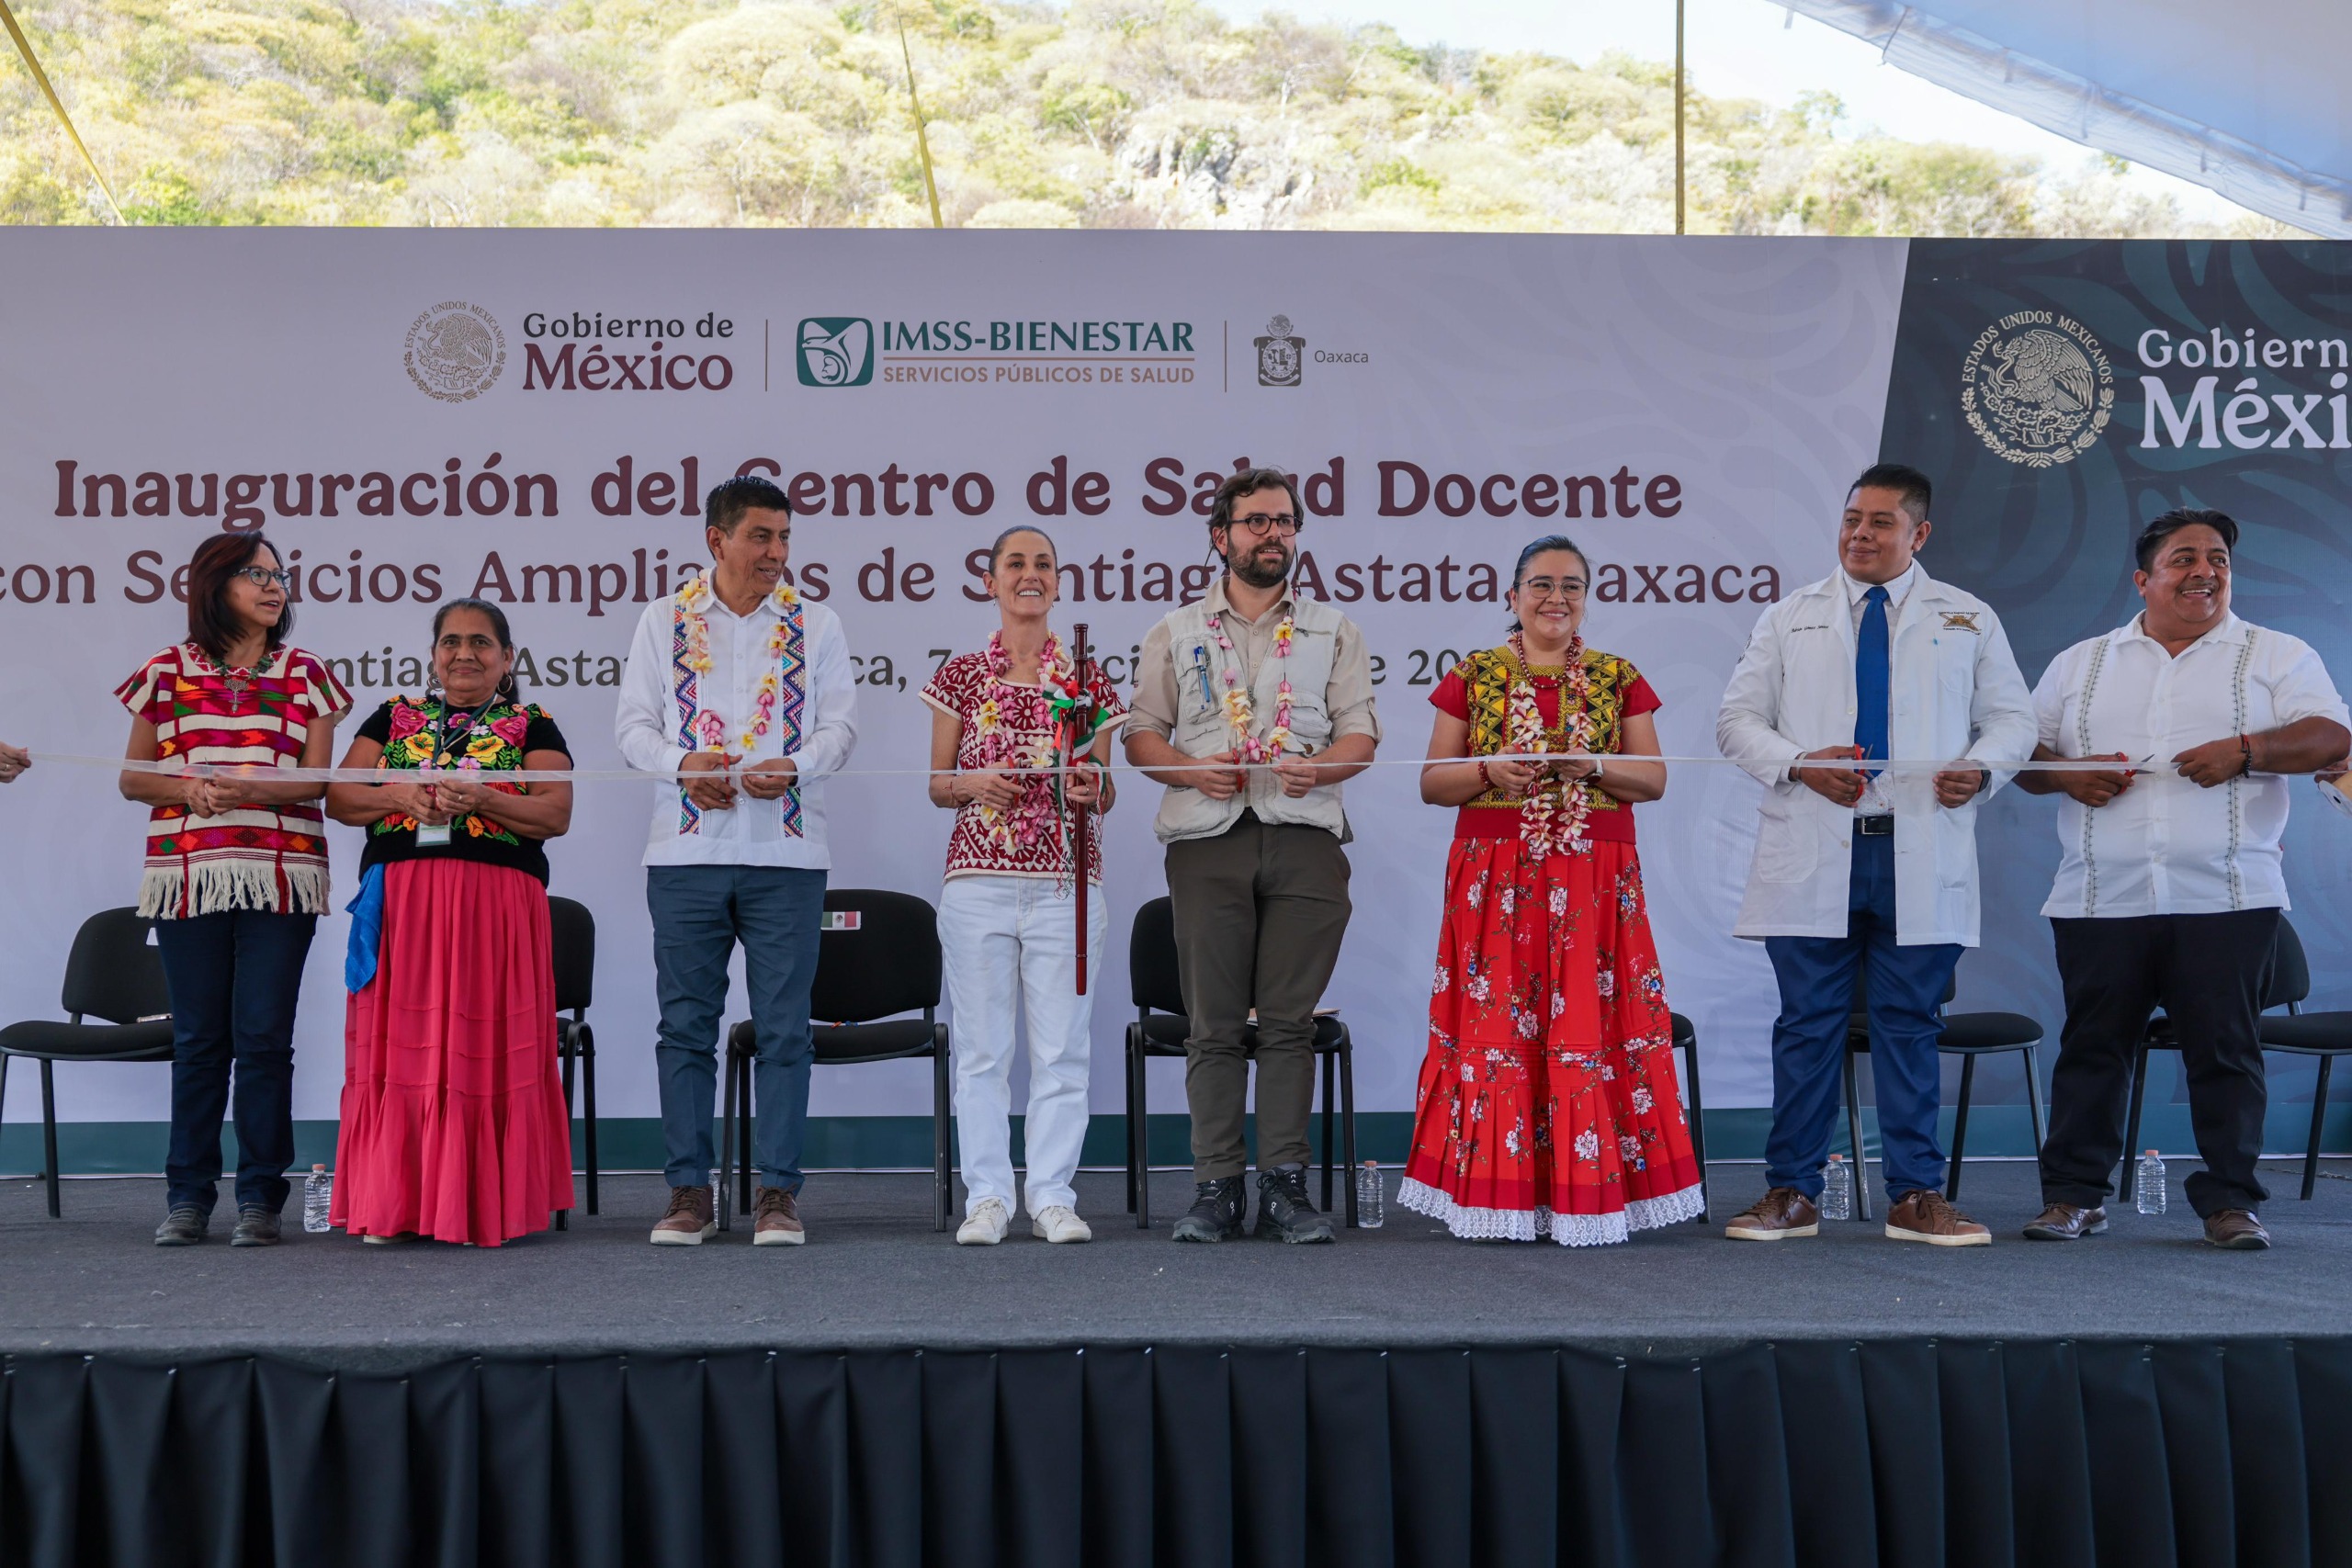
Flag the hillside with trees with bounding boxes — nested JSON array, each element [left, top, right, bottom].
[[0, 0, 2302, 234]]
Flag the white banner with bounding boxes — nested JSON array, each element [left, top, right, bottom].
[[0, 231, 1909, 1132]]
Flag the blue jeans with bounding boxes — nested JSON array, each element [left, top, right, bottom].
[[153, 909, 318, 1216], [648, 865, 825, 1193], [1763, 834, 1962, 1203]]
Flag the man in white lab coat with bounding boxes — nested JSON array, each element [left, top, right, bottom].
[[1715, 464, 2038, 1246]]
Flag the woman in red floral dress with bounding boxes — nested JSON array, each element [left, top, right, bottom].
[[1398, 536, 1703, 1245]]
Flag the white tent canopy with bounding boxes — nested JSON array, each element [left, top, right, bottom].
[[1781, 0, 2352, 236]]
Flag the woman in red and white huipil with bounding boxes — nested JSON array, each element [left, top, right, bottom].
[[117, 533, 351, 1247], [922, 525, 1125, 1247], [1398, 535, 1704, 1246]]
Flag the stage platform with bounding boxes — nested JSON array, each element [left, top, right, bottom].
[[6, 1162, 2351, 1566], [6, 1162, 2352, 1359]]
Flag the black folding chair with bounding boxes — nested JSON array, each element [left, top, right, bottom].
[[1842, 966, 2045, 1218], [722, 889, 951, 1232], [548, 896, 597, 1229], [0, 908, 175, 1218], [2124, 917, 2341, 1201], [1120, 896, 1358, 1230], [1668, 1012, 1710, 1219]]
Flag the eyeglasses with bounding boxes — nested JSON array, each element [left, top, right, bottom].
[[1517, 576, 1587, 602], [1227, 514, 1300, 537], [234, 567, 290, 589]]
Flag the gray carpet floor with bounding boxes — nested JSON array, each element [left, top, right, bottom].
[[5, 1162, 2349, 1368]]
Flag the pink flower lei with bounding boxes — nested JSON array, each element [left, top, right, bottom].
[[1206, 610, 1295, 761], [1505, 631, 1595, 859], [678, 577, 800, 753]]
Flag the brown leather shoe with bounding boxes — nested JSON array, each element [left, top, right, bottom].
[[2022, 1201, 2108, 1241], [1724, 1187, 1819, 1241], [650, 1185, 716, 1246], [1886, 1189, 1991, 1247], [752, 1186, 805, 1247], [2202, 1209, 2270, 1250]]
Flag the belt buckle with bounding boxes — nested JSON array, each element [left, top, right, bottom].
[[1856, 815, 1894, 837]]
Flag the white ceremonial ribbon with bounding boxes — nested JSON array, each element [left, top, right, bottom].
[[33, 750, 2164, 784]]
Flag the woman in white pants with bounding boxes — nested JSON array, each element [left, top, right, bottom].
[[922, 527, 1125, 1244]]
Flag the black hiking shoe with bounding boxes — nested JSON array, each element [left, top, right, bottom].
[[1170, 1177, 1246, 1243], [1252, 1165, 1334, 1244]]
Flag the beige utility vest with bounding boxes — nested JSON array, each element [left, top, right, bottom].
[[1150, 596, 1350, 842]]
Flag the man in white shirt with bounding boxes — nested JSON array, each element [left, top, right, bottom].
[[615, 477, 859, 1247], [2017, 508, 2348, 1250], [1716, 464, 2038, 1246]]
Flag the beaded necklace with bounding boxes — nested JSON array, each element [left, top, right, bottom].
[[1505, 631, 1595, 858], [1205, 607, 1295, 761]]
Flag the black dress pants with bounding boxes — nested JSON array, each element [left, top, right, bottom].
[[2041, 908, 2278, 1217]]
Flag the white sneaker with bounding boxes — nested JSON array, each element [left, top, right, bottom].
[[1030, 1205, 1092, 1244], [956, 1198, 1011, 1246]]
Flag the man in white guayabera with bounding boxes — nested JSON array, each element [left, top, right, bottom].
[[1125, 468, 1382, 1245], [1715, 463, 2037, 1248], [615, 476, 859, 1247], [2016, 508, 2349, 1252]]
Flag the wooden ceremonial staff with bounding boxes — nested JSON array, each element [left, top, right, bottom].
[[1070, 621, 1094, 995]]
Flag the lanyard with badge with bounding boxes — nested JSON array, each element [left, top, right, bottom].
[[414, 700, 489, 847]]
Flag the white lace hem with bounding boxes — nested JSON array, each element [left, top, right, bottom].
[[1396, 1176, 1707, 1247]]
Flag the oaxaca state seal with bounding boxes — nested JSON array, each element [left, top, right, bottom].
[[1255, 314, 1304, 389], [1961, 311, 2112, 467], [404, 302, 506, 403]]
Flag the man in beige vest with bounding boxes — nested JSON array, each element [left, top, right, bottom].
[[1126, 468, 1381, 1243]]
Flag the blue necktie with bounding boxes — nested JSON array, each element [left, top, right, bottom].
[[1854, 584, 1891, 765]]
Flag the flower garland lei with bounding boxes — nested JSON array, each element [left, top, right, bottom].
[[1505, 631, 1594, 858], [969, 630, 1069, 852], [1206, 610, 1295, 761], [677, 575, 800, 753]]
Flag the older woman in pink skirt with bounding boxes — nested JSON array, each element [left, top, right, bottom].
[[324, 598, 575, 1246]]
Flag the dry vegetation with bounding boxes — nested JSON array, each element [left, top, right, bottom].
[[0, 0, 2304, 234]]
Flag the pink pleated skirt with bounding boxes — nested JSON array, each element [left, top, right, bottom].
[[332, 859, 573, 1245]]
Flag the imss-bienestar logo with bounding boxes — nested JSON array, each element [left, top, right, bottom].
[[797, 314, 1196, 387], [797, 318, 876, 387]]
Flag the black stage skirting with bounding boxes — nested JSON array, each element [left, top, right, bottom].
[[9, 1165, 2352, 1566], [7, 1340, 2352, 1568]]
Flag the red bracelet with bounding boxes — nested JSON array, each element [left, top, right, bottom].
[[2240, 732, 2256, 775], [1476, 760, 1493, 794]]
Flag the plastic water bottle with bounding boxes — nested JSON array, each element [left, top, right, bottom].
[[302, 1164, 332, 1233], [1355, 1160, 1385, 1228], [1819, 1154, 1852, 1221], [2136, 1150, 2167, 1216]]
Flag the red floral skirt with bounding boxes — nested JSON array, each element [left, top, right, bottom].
[[332, 859, 574, 1245], [1398, 838, 1702, 1245]]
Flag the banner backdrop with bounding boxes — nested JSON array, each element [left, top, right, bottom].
[[0, 231, 2343, 1148]]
